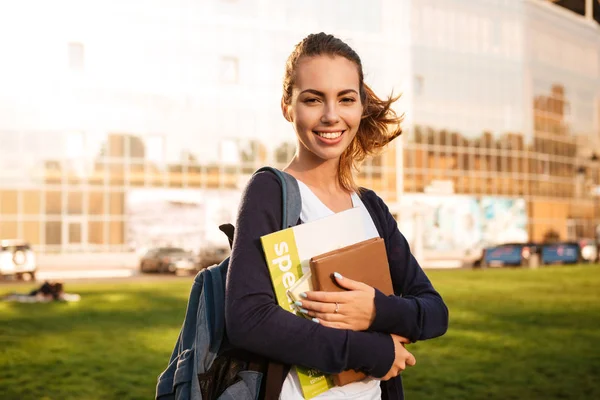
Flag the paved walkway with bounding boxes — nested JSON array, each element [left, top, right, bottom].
[[28, 251, 466, 281], [37, 268, 136, 280]]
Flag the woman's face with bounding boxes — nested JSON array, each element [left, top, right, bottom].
[[284, 55, 363, 164]]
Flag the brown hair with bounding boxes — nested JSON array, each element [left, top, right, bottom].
[[282, 32, 403, 192]]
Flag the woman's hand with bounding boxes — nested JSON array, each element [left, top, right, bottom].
[[295, 273, 376, 331], [379, 334, 416, 381]]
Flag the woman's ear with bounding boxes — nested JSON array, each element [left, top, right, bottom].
[[281, 99, 293, 122]]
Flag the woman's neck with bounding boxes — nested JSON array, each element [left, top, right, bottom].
[[284, 155, 344, 195]]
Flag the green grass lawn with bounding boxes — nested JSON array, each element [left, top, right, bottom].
[[1, 265, 599, 400]]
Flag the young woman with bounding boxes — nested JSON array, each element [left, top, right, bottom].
[[225, 33, 448, 400]]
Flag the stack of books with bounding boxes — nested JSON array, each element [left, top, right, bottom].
[[261, 207, 393, 397]]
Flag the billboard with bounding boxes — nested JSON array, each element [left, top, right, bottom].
[[125, 189, 242, 253], [397, 194, 528, 257], [480, 197, 528, 246]]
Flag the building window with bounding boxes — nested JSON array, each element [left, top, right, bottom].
[[219, 56, 239, 84], [68, 42, 85, 71]]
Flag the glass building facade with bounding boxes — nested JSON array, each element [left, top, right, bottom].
[[0, 0, 406, 253], [0, 0, 598, 255], [404, 0, 599, 245]]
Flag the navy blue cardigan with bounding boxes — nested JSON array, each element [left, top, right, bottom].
[[225, 171, 448, 399]]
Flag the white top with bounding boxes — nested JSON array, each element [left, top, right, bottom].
[[279, 180, 381, 400]]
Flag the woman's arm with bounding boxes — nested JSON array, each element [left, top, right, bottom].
[[225, 172, 394, 377], [368, 193, 449, 342]]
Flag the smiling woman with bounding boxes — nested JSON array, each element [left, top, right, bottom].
[[281, 34, 403, 195], [282, 55, 364, 181], [224, 32, 448, 400]]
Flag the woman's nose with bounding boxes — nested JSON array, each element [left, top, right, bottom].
[[320, 102, 340, 124]]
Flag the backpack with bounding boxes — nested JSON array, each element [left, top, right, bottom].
[[156, 167, 301, 400]]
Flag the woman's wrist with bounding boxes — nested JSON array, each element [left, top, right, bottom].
[[346, 330, 395, 378]]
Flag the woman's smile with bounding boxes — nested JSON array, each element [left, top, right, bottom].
[[314, 130, 346, 144]]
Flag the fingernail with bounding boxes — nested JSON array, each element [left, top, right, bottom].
[[294, 301, 303, 307], [312, 318, 320, 323], [300, 308, 309, 314], [334, 272, 343, 279], [300, 292, 308, 298]]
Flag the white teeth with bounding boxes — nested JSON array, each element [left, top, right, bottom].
[[315, 131, 343, 139]]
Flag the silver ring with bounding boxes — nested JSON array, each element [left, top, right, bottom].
[[334, 302, 339, 314]]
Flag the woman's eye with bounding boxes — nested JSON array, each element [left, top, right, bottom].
[[303, 98, 319, 104], [341, 97, 356, 103]]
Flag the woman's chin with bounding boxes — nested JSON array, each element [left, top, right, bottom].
[[311, 149, 346, 163], [296, 140, 350, 164]]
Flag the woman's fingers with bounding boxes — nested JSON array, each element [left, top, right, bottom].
[[380, 366, 399, 381], [391, 334, 412, 344], [296, 287, 375, 331], [331, 273, 370, 291], [312, 318, 352, 330], [307, 310, 345, 322], [300, 290, 347, 304], [379, 334, 417, 381], [295, 299, 346, 314]]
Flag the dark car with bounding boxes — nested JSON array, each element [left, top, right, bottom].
[[197, 245, 230, 270], [478, 241, 583, 268], [139, 247, 198, 274], [540, 242, 581, 265], [479, 242, 542, 268]]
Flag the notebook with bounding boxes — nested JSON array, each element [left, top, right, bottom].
[[309, 237, 394, 386]]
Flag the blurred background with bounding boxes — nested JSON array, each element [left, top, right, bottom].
[[1, 2, 600, 400], [0, 0, 599, 276]]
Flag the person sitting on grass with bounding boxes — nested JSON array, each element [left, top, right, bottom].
[[29, 281, 65, 301], [2, 280, 80, 303]]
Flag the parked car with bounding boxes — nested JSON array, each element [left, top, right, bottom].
[[478, 242, 542, 268], [540, 241, 581, 265], [197, 245, 230, 270], [478, 241, 584, 268], [139, 247, 198, 275], [0, 239, 37, 281]]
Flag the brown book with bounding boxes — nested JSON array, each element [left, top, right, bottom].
[[309, 237, 393, 386]]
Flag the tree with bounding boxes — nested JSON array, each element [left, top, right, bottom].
[[542, 229, 560, 243], [274, 142, 296, 164], [240, 139, 267, 164]]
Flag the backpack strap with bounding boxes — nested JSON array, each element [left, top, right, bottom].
[[254, 167, 301, 228], [205, 262, 226, 354], [219, 168, 300, 249]]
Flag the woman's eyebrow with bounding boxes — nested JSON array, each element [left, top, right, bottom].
[[299, 89, 359, 96], [338, 89, 359, 96]]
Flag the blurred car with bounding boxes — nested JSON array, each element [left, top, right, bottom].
[[478, 242, 542, 268], [478, 241, 584, 268], [577, 238, 598, 263], [197, 245, 230, 270], [0, 239, 37, 281], [541, 242, 581, 265], [139, 247, 198, 274]]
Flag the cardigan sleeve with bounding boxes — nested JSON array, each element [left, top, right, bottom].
[[225, 172, 395, 378], [367, 192, 449, 342]]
